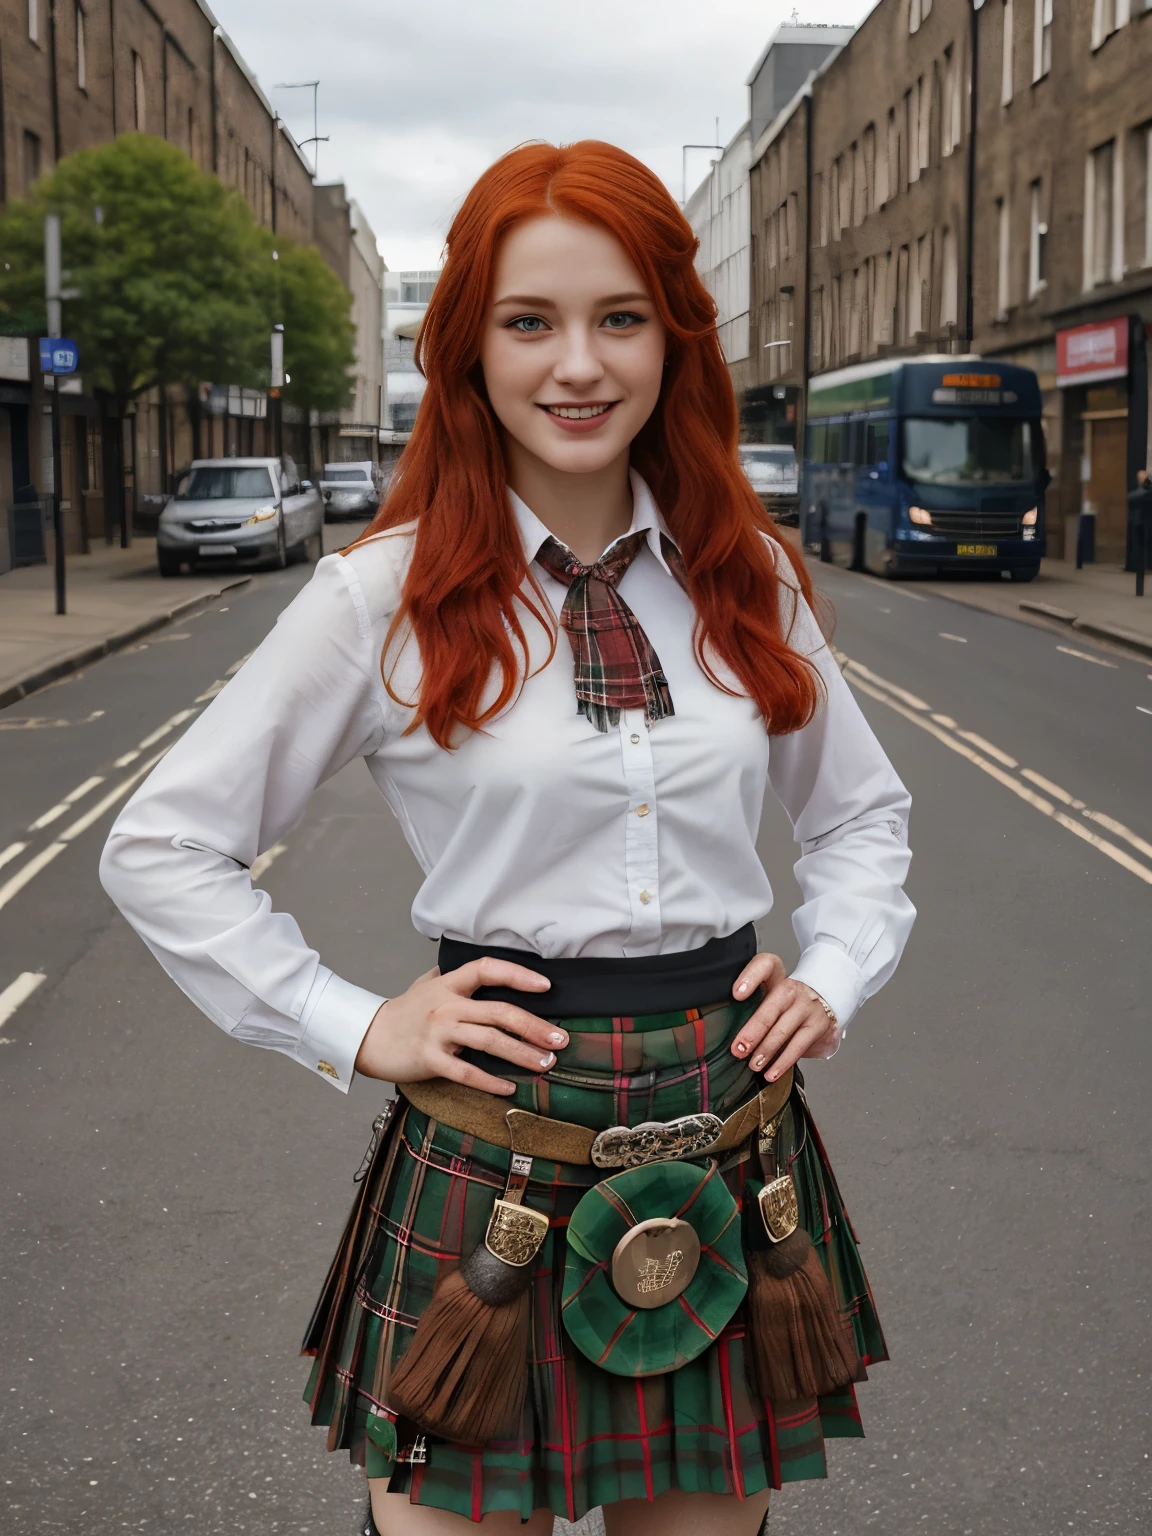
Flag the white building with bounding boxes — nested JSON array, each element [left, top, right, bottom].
[[685, 126, 753, 390], [383, 270, 440, 438]]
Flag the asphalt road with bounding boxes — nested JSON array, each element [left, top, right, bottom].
[[1, 543, 1149, 1536]]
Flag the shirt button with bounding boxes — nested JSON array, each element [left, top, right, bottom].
[[635, 803, 651, 817], [630, 733, 640, 744], [639, 890, 651, 905]]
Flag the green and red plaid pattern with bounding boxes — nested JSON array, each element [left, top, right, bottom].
[[535, 532, 681, 733], [303, 997, 888, 1524]]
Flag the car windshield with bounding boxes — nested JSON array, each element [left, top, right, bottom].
[[178, 467, 274, 500], [324, 469, 370, 483], [902, 418, 1035, 485]]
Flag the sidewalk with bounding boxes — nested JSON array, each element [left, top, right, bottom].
[[0, 539, 250, 708]]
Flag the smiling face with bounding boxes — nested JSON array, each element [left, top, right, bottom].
[[478, 215, 667, 480]]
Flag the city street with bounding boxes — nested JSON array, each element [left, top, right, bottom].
[[1, 545, 1149, 1535]]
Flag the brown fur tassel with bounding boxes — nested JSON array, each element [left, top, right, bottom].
[[745, 1229, 860, 1404], [386, 1265, 531, 1444]]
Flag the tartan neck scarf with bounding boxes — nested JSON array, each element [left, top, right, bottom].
[[535, 530, 688, 734]]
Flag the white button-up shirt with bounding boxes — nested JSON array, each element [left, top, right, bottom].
[[101, 473, 914, 1092]]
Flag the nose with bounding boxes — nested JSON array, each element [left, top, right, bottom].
[[552, 324, 605, 391]]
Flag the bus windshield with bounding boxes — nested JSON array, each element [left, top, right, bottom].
[[902, 418, 1035, 486]]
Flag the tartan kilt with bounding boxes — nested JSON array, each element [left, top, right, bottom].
[[302, 996, 887, 1524]]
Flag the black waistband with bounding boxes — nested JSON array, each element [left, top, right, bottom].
[[437, 923, 757, 1020]]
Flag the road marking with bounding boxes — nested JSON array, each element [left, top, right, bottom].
[[1139, 706, 1152, 717], [114, 748, 140, 767], [137, 709, 196, 750], [931, 713, 957, 728], [1082, 810, 1152, 862], [1057, 645, 1117, 669], [0, 971, 47, 1030], [225, 652, 252, 676], [250, 843, 287, 882], [939, 632, 968, 643], [837, 654, 929, 711], [0, 843, 68, 913], [845, 665, 1152, 888], [58, 750, 168, 843], [0, 842, 30, 871], [28, 776, 107, 832], [957, 731, 1018, 768], [194, 680, 228, 703]]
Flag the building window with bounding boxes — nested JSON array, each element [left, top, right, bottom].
[[1028, 179, 1048, 293], [942, 47, 961, 155], [941, 226, 959, 325], [1002, 0, 1014, 105], [887, 107, 900, 199], [875, 118, 890, 206], [76, 4, 86, 91], [996, 196, 1011, 318], [1033, 0, 1053, 78], [133, 51, 146, 131], [22, 129, 42, 191], [811, 288, 824, 369], [918, 76, 931, 173], [813, 173, 826, 245], [831, 157, 842, 240], [1091, 0, 1123, 46], [873, 250, 893, 344], [905, 89, 918, 185], [28, 0, 39, 44], [909, 0, 922, 32], [1084, 139, 1123, 287], [895, 246, 909, 344], [863, 125, 876, 216]]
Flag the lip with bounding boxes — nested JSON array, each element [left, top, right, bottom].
[[538, 401, 620, 435]]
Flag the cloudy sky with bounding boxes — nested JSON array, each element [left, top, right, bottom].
[[216, 0, 868, 272]]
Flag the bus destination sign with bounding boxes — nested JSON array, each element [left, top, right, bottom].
[[932, 373, 1018, 407]]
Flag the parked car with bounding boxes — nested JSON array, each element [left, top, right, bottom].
[[739, 443, 800, 525], [320, 461, 380, 521], [157, 457, 322, 576]]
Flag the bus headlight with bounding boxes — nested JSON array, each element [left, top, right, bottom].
[[908, 506, 932, 525], [1022, 508, 1038, 525]]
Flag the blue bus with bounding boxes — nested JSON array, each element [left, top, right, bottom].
[[801, 357, 1047, 581]]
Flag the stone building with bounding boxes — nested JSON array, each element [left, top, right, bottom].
[[742, 0, 1152, 560], [0, 0, 382, 569]]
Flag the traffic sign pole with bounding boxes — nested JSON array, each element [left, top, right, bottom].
[[45, 213, 65, 617]]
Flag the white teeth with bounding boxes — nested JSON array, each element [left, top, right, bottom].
[[547, 404, 612, 420]]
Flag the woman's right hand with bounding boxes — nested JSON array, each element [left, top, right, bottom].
[[353, 958, 566, 1096]]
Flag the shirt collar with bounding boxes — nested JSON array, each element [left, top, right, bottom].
[[508, 469, 678, 577]]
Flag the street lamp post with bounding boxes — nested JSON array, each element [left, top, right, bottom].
[[964, 0, 985, 350], [44, 213, 66, 616]]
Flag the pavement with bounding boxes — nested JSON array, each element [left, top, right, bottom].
[[1, 538, 1149, 1535]]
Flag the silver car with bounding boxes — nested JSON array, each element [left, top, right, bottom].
[[738, 444, 800, 526], [157, 457, 323, 576], [320, 461, 380, 521]]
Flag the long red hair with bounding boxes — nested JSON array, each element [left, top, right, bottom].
[[359, 140, 821, 748]]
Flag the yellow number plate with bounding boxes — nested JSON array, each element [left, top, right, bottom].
[[956, 543, 997, 556]]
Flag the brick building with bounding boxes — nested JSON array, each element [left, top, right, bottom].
[[0, 0, 382, 569], [739, 0, 1152, 561]]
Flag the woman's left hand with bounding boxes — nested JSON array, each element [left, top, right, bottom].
[[728, 952, 840, 1081]]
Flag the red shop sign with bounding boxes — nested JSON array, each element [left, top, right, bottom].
[[1056, 317, 1128, 387]]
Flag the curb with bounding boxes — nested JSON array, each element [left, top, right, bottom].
[[1070, 617, 1152, 659], [0, 577, 251, 711], [1019, 600, 1077, 624]]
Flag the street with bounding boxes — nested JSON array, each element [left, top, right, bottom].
[[1, 547, 1150, 1536]]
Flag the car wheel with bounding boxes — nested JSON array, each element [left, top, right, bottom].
[[1009, 563, 1041, 583], [157, 548, 182, 578]]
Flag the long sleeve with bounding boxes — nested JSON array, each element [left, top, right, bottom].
[[767, 576, 915, 1032], [100, 555, 389, 1092]]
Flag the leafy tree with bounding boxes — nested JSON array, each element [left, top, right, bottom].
[[0, 133, 268, 408], [259, 233, 356, 414]]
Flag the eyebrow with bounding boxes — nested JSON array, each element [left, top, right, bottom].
[[491, 291, 652, 308]]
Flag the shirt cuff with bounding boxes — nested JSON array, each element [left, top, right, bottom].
[[789, 943, 866, 1033], [296, 969, 386, 1093]]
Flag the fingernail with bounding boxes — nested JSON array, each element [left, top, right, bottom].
[[736, 981, 748, 996], [540, 1053, 555, 1069], [734, 1042, 748, 1055], [751, 1056, 765, 1071], [501, 1083, 515, 1094], [549, 1031, 566, 1046], [767, 1069, 778, 1081]]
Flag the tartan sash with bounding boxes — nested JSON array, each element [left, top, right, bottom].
[[535, 530, 688, 733]]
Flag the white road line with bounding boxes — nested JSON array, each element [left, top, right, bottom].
[[194, 680, 228, 703], [225, 652, 252, 677], [58, 750, 169, 843], [957, 731, 1018, 768], [1056, 645, 1117, 668], [250, 843, 288, 882], [137, 708, 197, 751], [113, 749, 140, 767], [1139, 706, 1152, 717], [838, 656, 930, 711], [939, 632, 968, 643], [0, 842, 29, 871], [0, 843, 68, 913], [1020, 768, 1075, 805], [845, 670, 1152, 888], [1082, 810, 1152, 862], [931, 713, 958, 728], [28, 775, 107, 832], [0, 971, 47, 1029]]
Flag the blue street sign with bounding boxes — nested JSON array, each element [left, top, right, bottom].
[[39, 338, 79, 375]]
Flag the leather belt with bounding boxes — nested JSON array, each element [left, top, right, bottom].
[[396, 1067, 793, 1169]]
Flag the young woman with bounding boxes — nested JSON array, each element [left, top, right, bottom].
[[101, 141, 914, 1536]]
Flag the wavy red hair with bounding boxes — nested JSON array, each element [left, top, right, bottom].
[[357, 139, 821, 748]]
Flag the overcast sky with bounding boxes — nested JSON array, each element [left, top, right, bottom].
[[215, 0, 868, 273]]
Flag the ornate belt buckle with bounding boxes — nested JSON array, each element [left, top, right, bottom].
[[757, 1175, 800, 1242], [483, 1198, 550, 1267], [590, 1112, 724, 1170]]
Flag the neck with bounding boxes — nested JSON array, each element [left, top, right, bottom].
[[504, 441, 633, 565]]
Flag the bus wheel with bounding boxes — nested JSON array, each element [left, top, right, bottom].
[[851, 513, 867, 572], [818, 510, 832, 564], [1009, 564, 1041, 583]]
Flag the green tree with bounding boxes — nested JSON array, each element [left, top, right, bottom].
[[259, 233, 356, 414], [0, 133, 268, 407]]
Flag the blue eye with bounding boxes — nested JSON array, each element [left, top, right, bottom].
[[603, 311, 644, 330], [509, 315, 548, 333]]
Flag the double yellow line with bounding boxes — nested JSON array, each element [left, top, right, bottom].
[[839, 652, 1152, 888]]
